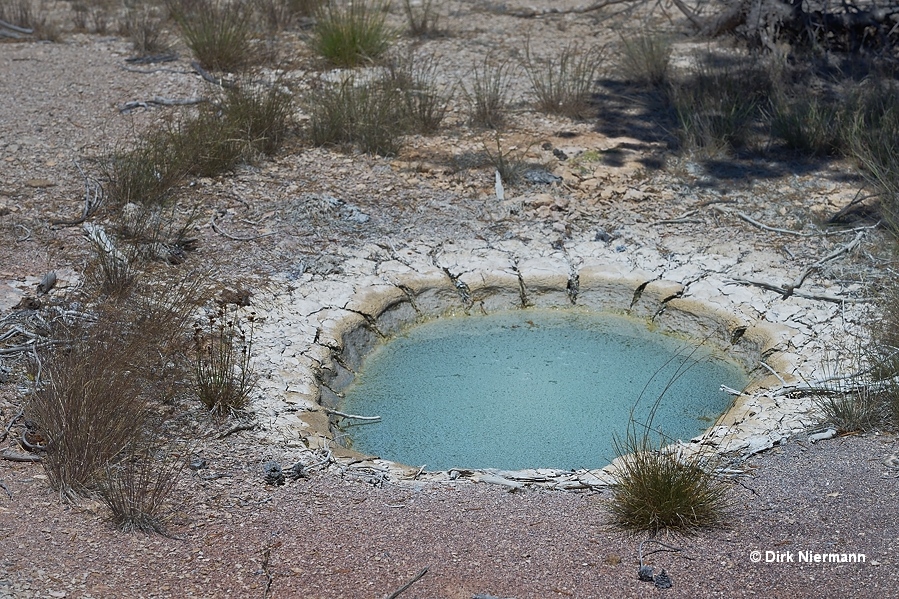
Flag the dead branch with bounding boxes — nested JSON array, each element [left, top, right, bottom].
[[0, 19, 33, 37], [119, 96, 207, 114], [0, 480, 11, 499], [1, 408, 24, 444], [385, 567, 429, 599], [191, 60, 235, 88], [215, 419, 257, 439], [784, 232, 863, 298], [324, 408, 381, 421], [210, 215, 279, 242], [712, 205, 880, 238], [726, 277, 870, 303], [51, 161, 104, 227], [1, 449, 41, 462], [305, 445, 334, 471], [497, 0, 634, 17]]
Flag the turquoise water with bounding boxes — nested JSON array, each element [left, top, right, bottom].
[[339, 310, 748, 471]]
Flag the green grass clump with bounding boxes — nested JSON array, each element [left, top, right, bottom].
[[307, 75, 407, 155], [105, 130, 189, 208], [221, 84, 295, 156], [402, 0, 440, 38], [617, 33, 672, 88], [524, 42, 603, 119], [769, 93, 843, 156], [257, 0, 325, 31], [108, 83, 293, 204], [670, 53, 773, 154], [814, 386, 883, 433], [311, 0, 393, 67], [121, 5, 171, 57], [386, 53, 451, 134], [844, 82, 899, 226], [610, 432, 729, 535], [169, 0, 258, 72], [609, 358, 730, 536]]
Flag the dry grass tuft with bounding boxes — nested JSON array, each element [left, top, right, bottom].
[[524, 42, 603, 119], [27, 276, 200, 499], [193, 306, 257, 415], [306, 75, 407, 156], [98, 441, 187, 535], [462, 56, 513, 130]]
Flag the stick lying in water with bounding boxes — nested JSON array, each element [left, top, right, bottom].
[[324, 408, 381, 421]]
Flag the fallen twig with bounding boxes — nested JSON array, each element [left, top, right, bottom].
[[385, 567, 429, 599], [14, 224, 31, 243], [652, 209, 702, 225], [305, 445, 334, 471], [496, 0, 631, 17], [759, 361, 787, 386], [1, 449, 41, 463], [0, 341, 58, 355], [215, 419, 257, 439], [51, 160, 104, 227], [261, 541, 275, 599], [1, 408, 24, 444], [191, 60, 234, 88], [0, 480, 11, 499], [124, 53, 178, 64], [727, 278, 871, 303], [119, 96, 207, 114], [121, 65, 193, 75], [713, 205, 879, 238], [324, 408, 381, 421], [210, 216, 278, 242], [782, 232, 864, 298]]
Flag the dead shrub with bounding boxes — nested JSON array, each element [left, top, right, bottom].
[[27, 275, 201, 499]]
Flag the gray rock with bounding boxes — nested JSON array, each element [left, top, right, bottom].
[[262, 461, 285, 486]]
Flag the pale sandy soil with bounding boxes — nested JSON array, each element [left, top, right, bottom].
[[1, 1, 897, 597]]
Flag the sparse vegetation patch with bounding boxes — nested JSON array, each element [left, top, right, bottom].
[[311, 0, 393, 67]]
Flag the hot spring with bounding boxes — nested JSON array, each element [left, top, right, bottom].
[[338, 309, 749, 471]]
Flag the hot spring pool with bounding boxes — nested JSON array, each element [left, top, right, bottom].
[[339, 310, 749, 471]]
